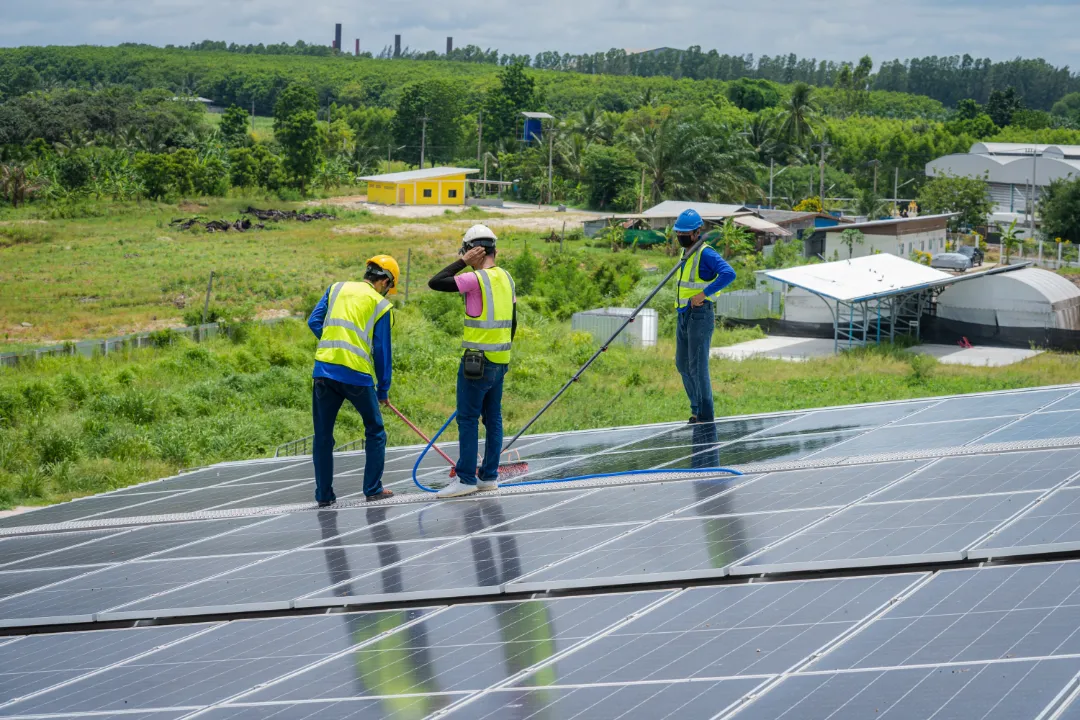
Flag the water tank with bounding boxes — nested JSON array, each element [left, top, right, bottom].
[[571, 308, 658, 348]]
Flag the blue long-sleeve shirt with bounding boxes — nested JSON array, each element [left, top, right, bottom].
[[678, 247, 737, 313], [308, 285, 392, 400]]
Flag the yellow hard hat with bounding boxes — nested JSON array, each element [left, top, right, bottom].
[[366, 254, 400, 294]]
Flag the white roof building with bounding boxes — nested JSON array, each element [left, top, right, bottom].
[[926, 143, 1080, 230]]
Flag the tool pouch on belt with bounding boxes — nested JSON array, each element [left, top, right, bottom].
[[462, 349, 486, 380]]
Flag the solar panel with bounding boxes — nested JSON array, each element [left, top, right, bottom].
[[981, 409, 1080, 444], [0, 556, 257, 627], [871, 450, 1080, 502], [510, 510, 827, 591], [970, 487, 1080, 558], [242, 593, 664, 702], [901, 388, 1073, 424], [0, 624, 207, 704], [5, 386, 1080, 718], [731, 658, 1080, 719], [757, 401, 934, 437], [809, 562, 1080, 671], [0, 518, 265, 570], [733, 492, 1039, 574], [0, 611, 432, 717], [812, 416, 1017, 458]]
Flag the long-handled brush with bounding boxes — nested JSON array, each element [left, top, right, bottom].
[[387, 403, 529, 480]]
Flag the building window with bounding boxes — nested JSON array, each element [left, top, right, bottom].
[[448, 189, 457, 198], [898, 244, 904, 256], [423, 189, 432, 198]]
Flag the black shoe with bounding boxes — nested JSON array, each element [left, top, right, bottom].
[[317, 500, 336, 508], [687, 416, 698, 425]]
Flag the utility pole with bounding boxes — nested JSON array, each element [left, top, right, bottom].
[[638, 167, 645, 213], [476, 110, 483, 167], [894, 167, 899, 203], [769, 159, 774, 208], [1029, 147, 1038, 239], [812, 138, 830, 209], [870, 159, 879, 196], [547, 119, 554, 206], [419, 116, 428, 169]]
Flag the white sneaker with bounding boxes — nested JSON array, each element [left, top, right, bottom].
[[436, 480, 479, 499], [477, 480, 499, 492]]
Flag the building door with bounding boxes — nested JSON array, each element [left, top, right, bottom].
[[398, 187, 406, 204]]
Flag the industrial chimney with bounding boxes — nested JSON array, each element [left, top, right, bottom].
[[355, 38, 360, 56], [447, 37, 453, 55], [394, 34, 401, 58], [334, 23, 342, 51]]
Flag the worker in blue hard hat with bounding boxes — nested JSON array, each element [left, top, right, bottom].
[[673, 208, 736, 425]]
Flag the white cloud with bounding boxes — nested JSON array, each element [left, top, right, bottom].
[[2, 0, 1078, 67]]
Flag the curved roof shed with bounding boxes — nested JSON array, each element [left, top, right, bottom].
[[935, 268, 1080, 330]]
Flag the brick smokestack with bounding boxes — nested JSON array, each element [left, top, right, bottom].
[[334, 23, 342, 51], [355, 38, 360, 56], [394, 34, 401, 58], [446, 37, 453, 55]]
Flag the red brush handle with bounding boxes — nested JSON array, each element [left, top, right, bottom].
[[386, 402, 457, 469]]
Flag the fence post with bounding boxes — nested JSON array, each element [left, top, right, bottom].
[[1060, 243, 1064, 269], [404, 248, 412, 305], [202, 271, 215, 325], [1039, 241, 1043, 266]]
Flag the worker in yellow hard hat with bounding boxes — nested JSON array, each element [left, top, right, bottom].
[[307, 255, 399, 506]]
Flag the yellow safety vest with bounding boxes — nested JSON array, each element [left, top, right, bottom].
[[314, 281, 392, 379], [462, 267, 515, 364], [676, 248, 722, 309]]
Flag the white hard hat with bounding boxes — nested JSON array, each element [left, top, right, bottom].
[[463, 224, 498, 245]]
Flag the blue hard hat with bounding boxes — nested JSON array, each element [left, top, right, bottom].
[[673, 208, 703, 233]]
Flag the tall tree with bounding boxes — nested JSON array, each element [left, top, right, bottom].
[[1040, 177, 1080, 243], [916, 173, 994, 230], [481, 63, 540, 146], [273, 84, 323, 192], [987, 87, 1024, 128], [778, 82, 820, 148], [219, 105, 251, 147], [392, 79, 464, 166]]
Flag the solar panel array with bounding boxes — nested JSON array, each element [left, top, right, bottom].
[[5, 384, 1080, 719]]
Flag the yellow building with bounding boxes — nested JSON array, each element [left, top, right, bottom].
[[360, 167, 479, 206]]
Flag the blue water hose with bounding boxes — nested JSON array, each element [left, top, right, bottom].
[[412, 412, 743, 494]]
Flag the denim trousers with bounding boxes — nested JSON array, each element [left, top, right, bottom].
[[455, 359, 509, 485], [675, 302, 716, 421], [311, 377, 386, 502]]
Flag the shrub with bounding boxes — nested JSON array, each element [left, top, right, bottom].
[[148, 329, 179, 348], [37, 424, 83, 465], [0, 223, 54, 246], [21, 380, 55, 412], [507, 248, 540, 295], [908, 353, 936, 384]]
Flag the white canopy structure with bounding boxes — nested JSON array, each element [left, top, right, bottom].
[[766, 255, 1028, 350]]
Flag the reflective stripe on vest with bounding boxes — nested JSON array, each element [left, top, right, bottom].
[[462, 267, 514, 363], [314, 281, 391, 378], [675, 249, 722, 308]]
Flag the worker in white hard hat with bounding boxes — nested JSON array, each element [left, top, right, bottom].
[[307, 255, 399, 506], [427, 224, 518, 499]]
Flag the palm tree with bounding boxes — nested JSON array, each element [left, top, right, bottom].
[[556, 131, 589, 183], [778, 82, 820, 149]]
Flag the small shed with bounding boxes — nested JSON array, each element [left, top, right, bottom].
[[809, 214, 954, 260], [936, 268, 1080, 330], [360, 167, 478, 206]]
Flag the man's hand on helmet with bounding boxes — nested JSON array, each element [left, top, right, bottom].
[[462, 246, 487, 265]]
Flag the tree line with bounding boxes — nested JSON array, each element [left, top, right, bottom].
[[139, 40, 1080, 112]]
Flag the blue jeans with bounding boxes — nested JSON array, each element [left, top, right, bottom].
[[455, 360, 508, 485], [312, 377, 386, 502], [675, 302, 716, 421]]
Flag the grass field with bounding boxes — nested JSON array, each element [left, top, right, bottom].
[[204, 112, 276, 142], [3, 193, 1080, 511]]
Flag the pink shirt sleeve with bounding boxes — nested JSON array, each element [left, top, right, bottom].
[[455, 272, 484, 317]]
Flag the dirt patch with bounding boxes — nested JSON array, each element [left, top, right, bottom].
[[179, 202, 208, 212], [256, 308, 295, 321], [332, 211, 596, 238], [0, 506, 32, 519]]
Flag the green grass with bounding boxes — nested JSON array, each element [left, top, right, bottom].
[[204, 112, 276, 142]]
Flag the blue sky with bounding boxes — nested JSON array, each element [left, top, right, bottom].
[[2, 0, 1078, 67]]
